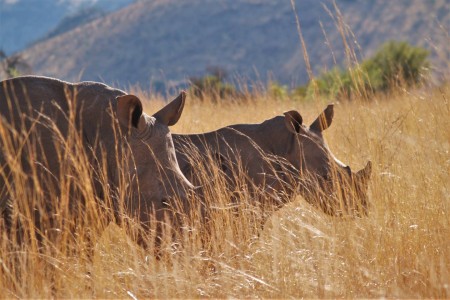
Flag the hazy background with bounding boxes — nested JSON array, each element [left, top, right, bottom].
[[1, 0, 448, 92]]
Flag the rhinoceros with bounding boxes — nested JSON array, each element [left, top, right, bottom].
[[174, 104, 372, 216], [0, 76, 193, 236]]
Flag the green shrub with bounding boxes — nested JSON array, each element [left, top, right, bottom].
[[291, 84, 308, 101], [268, 81, 289, 100], [363, 41, 430, 91], [308, 41, 430, 99], [190, 67, 237, 101], [0, 49, 31, 79]]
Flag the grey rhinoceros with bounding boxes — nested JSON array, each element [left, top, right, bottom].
[[0, 76, 193, 236], [174, 103, 371, 216]]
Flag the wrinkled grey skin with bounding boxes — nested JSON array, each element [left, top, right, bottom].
[[0, 76, 193, 231], [174, 104, 371, 216]]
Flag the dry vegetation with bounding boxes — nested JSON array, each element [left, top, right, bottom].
[[2, 1, 448, 297], [0, 82, 448, 298]]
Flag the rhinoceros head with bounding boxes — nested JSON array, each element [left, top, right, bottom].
[[115, 91, 193, 226], [283, 105, 372, 216]]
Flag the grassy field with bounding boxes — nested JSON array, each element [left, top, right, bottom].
[[0, 84, 449, 298]]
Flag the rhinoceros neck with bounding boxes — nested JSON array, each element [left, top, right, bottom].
[[229, 116, 292, 156]]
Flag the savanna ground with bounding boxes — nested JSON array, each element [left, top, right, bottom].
[[1, 82, 448, 298]]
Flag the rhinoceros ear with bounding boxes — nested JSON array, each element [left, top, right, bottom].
[[153, 91, 186, 126], [310, 104, 334, 133], [357, 161, 372, 181], [116, 94, 143, 129], [283, 110, 304, 134]]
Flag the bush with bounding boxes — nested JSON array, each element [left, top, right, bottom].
[[309, 41, 430, 99], [268, 81, 289, 100], [0, 49, 31, 79], [190, 67, 238, 101], [364, 41, 430, 91]]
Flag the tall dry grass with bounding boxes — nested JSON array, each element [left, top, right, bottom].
[[1, 0, 447, 296], [1, 80, 448, 298]]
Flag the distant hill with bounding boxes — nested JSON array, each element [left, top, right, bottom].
[[16, 0, 450, 91], [40, 6, 107, 42], [0, 0, 134, 55]]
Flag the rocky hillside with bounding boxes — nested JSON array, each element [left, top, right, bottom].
[[17, 0, 450, 90], [0, 0, 134, 54]]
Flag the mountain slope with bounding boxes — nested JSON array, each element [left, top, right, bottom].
[[19, 0, 450, 90], [0, 0, 134, 54]]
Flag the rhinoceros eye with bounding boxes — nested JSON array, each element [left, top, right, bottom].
[[162, 198, 171, 208]]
